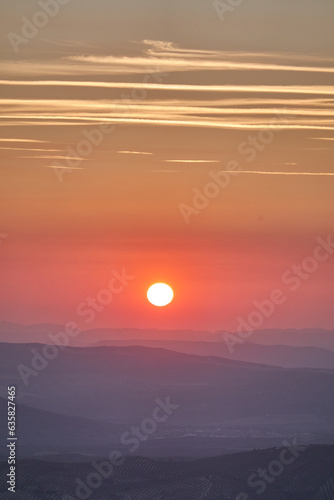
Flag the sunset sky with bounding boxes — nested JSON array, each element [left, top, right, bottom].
[[0, 0, 333, 332]]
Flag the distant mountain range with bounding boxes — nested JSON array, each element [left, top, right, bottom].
[[1, 321, 333, 349], [91, 338, 334, 370], [0, 396, 125, 459], [1, 343, 334, 459], [1, 321, 334, 370]]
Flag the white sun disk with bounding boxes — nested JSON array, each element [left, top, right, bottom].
[[147, 283, 174, 307]]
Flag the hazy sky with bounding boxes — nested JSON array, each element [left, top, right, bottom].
[[0, 0, 333, 331]]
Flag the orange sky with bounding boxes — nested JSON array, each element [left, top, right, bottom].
[[0, 0, 334, 331]]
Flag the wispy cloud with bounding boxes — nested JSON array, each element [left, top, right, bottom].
[[1, 42, 334, 137], [66, 41, 334, 75], [165, 159, 221, 163], [68, 54, 334, 75], [225, 170, 334, 176], [310, 137, 334, 141], [0, 147, 63, 152], [2, 115, 333, 131], [16, 156, 85, 160], [2, 80, 334, 96], [142, 41, 334, 65], [3, 40, 334, 79], [1, 96, 334, 132], [118, 151, 153, 155], [44, 165, 84, 170], [0, 138, 49, 143]]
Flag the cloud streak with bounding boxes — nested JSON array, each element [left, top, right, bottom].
[[4, 41, 333, 78], [165, 160, 221, 163], [118, 151, 153, 155], [225, 170, 334, 176], [2, 80, 334, 96], [0, 138, 49, 143], [0, 147, 63, 152]]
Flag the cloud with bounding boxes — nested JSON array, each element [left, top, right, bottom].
[[66, 41, 334, 75], [225, 170, 334, 176], [1, 120, 334, 133], [118, 151, 153, 155], [1, 94, 334, 133], [165, 160, 221, 163], [0, 138, 49, 143], [44, 165, 84, 170], [16, 156, 85, 160], [0, 147, 63, 152], [65, 55, 334, 76], [2, 40, 334, 79], [2, 80, 334, 96], [310, 137, 334, 141], [1, 42, 333, 136]]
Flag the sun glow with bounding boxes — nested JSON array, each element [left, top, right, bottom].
[[147, 283, 174, 307]]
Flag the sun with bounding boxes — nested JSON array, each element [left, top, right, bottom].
[[147, 283, 174, 307]]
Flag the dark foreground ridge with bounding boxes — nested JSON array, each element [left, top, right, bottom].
[[0, 445, 333, 500]]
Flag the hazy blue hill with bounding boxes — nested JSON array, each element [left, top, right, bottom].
[[1, 344, 334, 425], [0, 397, 124, 460], [0, 321, 215, 345], [91, 338, 334, 369], [0, 321, 66, 344], [0, 343, 334, 459], [1, 321, 334, 351], [244, 328, 334, 351]]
